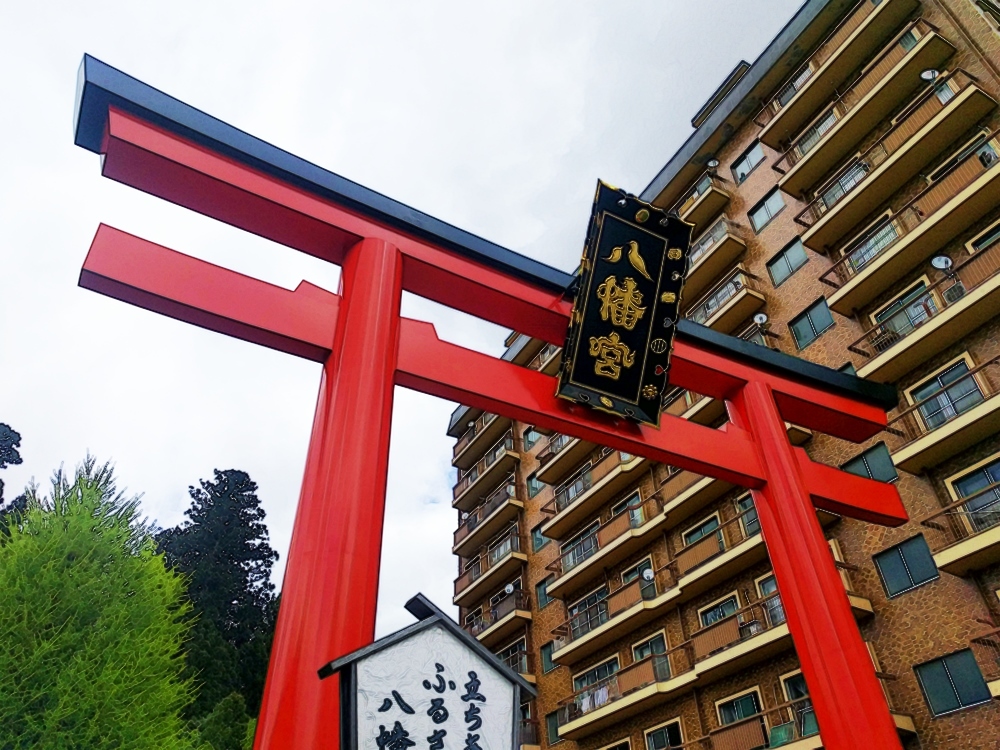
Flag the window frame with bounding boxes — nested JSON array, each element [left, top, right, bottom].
[[966, 217, 1000, 255], [766, 238, 809, 286], [903, 352, 978, 406], [714, 686, 765, 727], [531, 522, 550, 552], [914, 649, 993, 716], [748, 188, 787, 233], [526, 471, 544, 499], [545, 710, 562, 744], [943, 450, 1000, 537], [841, 442, 898, 483], [731, 141, 766, 184], [522, 426, 542, 450], [631, 628, 669, 662], [536, 575, 555, 609], [681, 512, 722, 547], [643, 718, 685, 750], [789, 298, 835, 349], [867, 275, 939, 327], [572, 655, 620, 691], [540, 641, 557, 674], [697, 590, 741, 628], [873, 534, 939, 598]]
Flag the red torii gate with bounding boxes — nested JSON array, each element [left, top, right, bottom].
[[73, 56, 909, 750]]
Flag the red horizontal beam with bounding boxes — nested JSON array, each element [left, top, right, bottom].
[[79, 226, 906, 524]]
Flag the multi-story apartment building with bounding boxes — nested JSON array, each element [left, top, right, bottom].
[[446, 1, 1000, 747]]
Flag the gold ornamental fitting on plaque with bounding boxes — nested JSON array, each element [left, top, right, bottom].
[[650, 338, 668, 354], [660, 291, 676, 304], [668, 248, 683, 260], [635, 208, 650, 223], [600, 396, 614, 408], [641, 384, 659, 400]]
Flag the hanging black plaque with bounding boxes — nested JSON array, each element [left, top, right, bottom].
[[556, 181, 693, 427]]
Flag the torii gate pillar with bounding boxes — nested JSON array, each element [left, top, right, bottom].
[[257, 238, 402, 748]]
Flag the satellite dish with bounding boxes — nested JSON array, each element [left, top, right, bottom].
[[707, 158, 721, 169], [753, 313, 769, 326], [641, 568, 655, 582], [504, 584, 515, 595], [931, 256, 953, 271]]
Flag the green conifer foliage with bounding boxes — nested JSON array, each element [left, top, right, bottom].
[[0, 457, 196, 749]]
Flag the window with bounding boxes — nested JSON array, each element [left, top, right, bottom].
[[873, 281, 936, 337], [929, 132, 995, 182], [776, 66, 814, 107], [573, 658, 619, 691], [842, 443, 897, 482], [766, 239, 808, 285], [496, 638, 528, 673], [910, 360, 983, 431], [531, 522, 550, 551], [898, 28, 919, 51], [645, 720, 683, 750], [757, 574, 786, 625], [839, 362, 858, 375], [874, 535, 939, 596], [545, 711, 561, 744], [951, 456, 1000, 533], [526, 472, 544, 498], [536, 576, 554, 609], [749, 188, 785, 232], [611, 491, 643, 523], [780, 672, 818, 739], [683, 514, 721, 546], [971, 220, 1000, 254], [633, 633, 667, 661], [568, 586, 609, 639], [718, 690, 763, 726], [790, 299, 834, 349], [621, 558, 656, 599], [732, 141, 765, 183], [915, 649, 992, 715], [523, 427, 542, 450], [796, 108, 838, 156], [736, 495, 760, 538], [699, 594, 739, 627], [540, 642, 557, 673], [818, 162, 868, 212], [490, 578, 520, 607]]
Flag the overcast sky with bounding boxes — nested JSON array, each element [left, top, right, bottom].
[[1, 0, 803, 636]]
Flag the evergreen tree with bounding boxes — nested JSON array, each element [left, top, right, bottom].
[[0, 456, 196, 749], [0, 422, 23, 506], [158, 470, 279, 718], [197, 692, 253, 750]]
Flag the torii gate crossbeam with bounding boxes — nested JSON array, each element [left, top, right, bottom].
[[73, 56, 908, 750]]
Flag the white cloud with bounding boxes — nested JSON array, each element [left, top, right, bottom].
[[0, 0, 803, 638]]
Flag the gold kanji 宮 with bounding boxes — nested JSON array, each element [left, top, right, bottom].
[[596, 276, 646, 331], [588, 332, 635, 380]]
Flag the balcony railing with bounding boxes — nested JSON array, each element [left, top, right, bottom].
[[773, 19, 938, 174], [498, 648, 534, 675], [453, 431, 515, 499], [847, 237, 1000, 359], [690, 593, 786, 662], [543, 448, 635, 515], [885, 356, 1000, 445], [528, 343, 561, 372], [675, 172, 727, 216], [755, 0, 885, 128], [538, 432, 573, 463], [796, 70, 979, 228], [819, 129, 1000, 289], [519, 719, 540, 746], [921, 478, 1000, 553], [672, 505, 762, 578], [464, 590, 532, 638], [454, 480, 517, 547], [552, 495, 664, 578], [686, 269, 762, 326], [454, 529, 522, 595], [710, 694, 816, 750], [453, 411, 500, 458], [663, 388, 709, 416], [688, 218, 740, 268]]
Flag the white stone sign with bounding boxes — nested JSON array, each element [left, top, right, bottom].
[[354, 623, 516, 750]]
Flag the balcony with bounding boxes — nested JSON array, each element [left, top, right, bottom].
[[887, 356, 1000, 474], [970, 628, 1000, 699], [453, 530, 527, 607], [453, 480, 522, 557], [519, 719, 540, 750], [849, 239, 1000, 382], [686, 269, 766, 335], [775, 20, 956, 197], [540, 449, 648, 540], [453, 411, 514, 470], [536, 433, 595, 485], [663, 389, 728, 426], [548, 494, 668, 600], [798, 70, 997, 251], [822, 131, 1000, 314], [527, 342, 561, 376], [497, 647, 535, 683], [453, 431, 520, 512], [756, 0, 921, 148], [555, 594, 789, 741], [464, 590, 533, 649], [676, 172, 731, 233], [551, 507, 766, 666], [921, 479, 1000, 575], [684, 218, 747, 303]]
